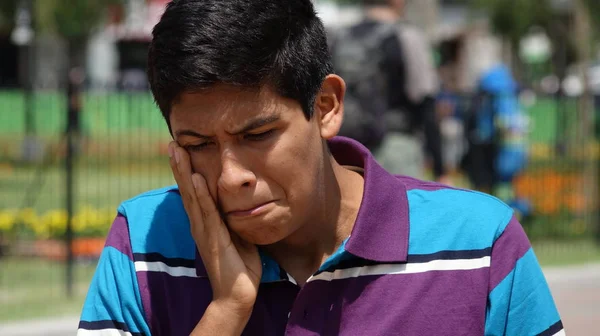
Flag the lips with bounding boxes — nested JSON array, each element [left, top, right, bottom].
[[226, 201, 275, 217]]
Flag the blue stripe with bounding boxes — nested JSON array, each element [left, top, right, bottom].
[[318, 238, 351, 272], [80, 247, 151, 335], [407, 189, 513, 255], [260, 239, 354, 282], [485, 248, 561, 336], [485, 268, 515, 335], [506, 249, 561, 335], [118, 187, 197, 260], [260, 250, 284, 283]]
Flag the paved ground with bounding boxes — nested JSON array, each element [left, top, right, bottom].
[[544, 263, 600, 336], [1, 263, 599, 336]]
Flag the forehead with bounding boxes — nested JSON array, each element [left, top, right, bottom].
[[170, 85, 298, 128]]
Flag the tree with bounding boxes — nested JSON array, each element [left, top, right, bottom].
[[0, 0, 122, 70], [470, 0, 599, 79], [0, 0, 123, 297], [0, 1, 17, 32]]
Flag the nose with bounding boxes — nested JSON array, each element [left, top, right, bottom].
[[217, 152, 256, 194]]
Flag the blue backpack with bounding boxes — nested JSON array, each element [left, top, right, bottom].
[[475, 65, 529, 182]]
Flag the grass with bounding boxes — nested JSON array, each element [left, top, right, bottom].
[[533, 239, 600, 267], [0, 257, 96, 322]]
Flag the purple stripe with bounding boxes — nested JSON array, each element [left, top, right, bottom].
[[105, 214, 134, 260], [489, 216, 531, 292], [136, 271, 299, 336], [136, 271, 212, 335], [287, 270, 488, 335]]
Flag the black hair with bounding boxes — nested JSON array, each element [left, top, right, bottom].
[[147, 0, 333, 127]]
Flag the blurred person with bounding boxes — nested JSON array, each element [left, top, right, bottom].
[[437, 83, 466, 176], [330, 0, 446, 181], [461, 65, 531, 217], [78, 1, 562, 335]]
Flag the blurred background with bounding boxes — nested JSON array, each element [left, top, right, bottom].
[[0, 0, 598, 334]]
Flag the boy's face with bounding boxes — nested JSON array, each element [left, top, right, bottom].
[[170, 82, 343, 245]]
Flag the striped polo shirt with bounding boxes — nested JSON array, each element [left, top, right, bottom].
[[78, 137, 563, 336]]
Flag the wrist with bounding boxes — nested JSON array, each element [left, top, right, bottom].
[[191, 301, 253, 336], [211, 298, 254, 319]]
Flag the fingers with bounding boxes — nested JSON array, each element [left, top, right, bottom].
[[168, 141, 222, 241], [169, 142, 205, 235], [169, 142, 195, 206], [191, 173, 222, 232]]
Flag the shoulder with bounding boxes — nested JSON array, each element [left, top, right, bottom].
[[399, 176, 514, 254], [116, 185, 196, 259], [118, 185, 181, 214]]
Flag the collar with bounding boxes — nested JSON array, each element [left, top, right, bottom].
[[328, 136, 409, 263], [195, 136, 410, 278]]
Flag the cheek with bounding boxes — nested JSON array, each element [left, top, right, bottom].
[[264, 128, 322, 205]]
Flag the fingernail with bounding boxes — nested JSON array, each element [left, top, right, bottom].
[[174, 149, 181, 164], [192, 175, 199, 190], [168, 142, 174, 158]]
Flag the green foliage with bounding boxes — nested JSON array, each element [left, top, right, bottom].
[[470, 0, 554, 45], [0, 1, 17, 32], [582, 0, 600, 29], [35, 0, 122, 39], [0, 0, 122, 38]]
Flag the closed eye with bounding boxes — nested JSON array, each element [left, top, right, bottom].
[[183, 142, 214, 152], [244, 129, 275, 141]]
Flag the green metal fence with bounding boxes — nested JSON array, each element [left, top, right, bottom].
[[0, 90, 598, 322]]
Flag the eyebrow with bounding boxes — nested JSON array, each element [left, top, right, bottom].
[[174, 113, 281, 139], [230, 114, 280, 135]]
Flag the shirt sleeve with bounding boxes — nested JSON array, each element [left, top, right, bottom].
[[485, 215, 564, 336], [78, 214, 151, 336]]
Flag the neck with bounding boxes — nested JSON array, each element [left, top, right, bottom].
[[263, 154, 364, 285]]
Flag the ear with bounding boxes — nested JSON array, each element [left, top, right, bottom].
[[314, 74, 346, 140]]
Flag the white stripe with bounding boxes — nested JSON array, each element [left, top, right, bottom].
[[308, 257, 491, 282], [77, 328, 133, 336], [286, 272, 298, 285], [134, 261, 197, 277], [552, 329, 566, 336]]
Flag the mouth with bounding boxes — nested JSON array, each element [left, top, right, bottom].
[[226, 201, 276, 218]]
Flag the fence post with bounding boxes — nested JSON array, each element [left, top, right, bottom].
[[65, 67, 84, 298]]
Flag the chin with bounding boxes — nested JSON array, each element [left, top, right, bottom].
[[228, 213, 294, 246]]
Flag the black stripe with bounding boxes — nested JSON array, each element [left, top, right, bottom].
[[406, 248, 492, 263], [133, 252, 195, 268], [536, 320, 564, 336], [315, 258, 394, 276], [314, 248, 492, 276], [79, 320, 146, 336]]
